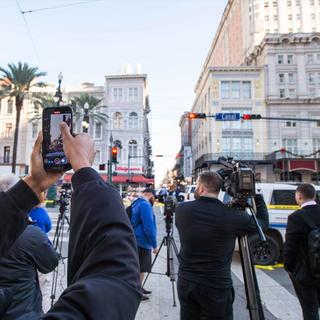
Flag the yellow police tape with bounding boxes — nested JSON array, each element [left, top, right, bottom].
[[44, 200, 54, 204], [255, 263, 284, 271], [267, 205, 299, 210]]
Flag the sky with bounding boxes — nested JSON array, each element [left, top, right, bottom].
[[0, 0, 227, 184]]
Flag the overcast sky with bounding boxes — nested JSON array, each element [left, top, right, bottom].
[[0, 0, 227, 184]]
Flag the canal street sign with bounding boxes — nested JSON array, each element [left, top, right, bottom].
[[215, 113, 241, 121]]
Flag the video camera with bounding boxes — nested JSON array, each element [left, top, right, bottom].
[[163, 196, 176, 219], [217, 157, 255, 200], [58, 183, 72, 209]]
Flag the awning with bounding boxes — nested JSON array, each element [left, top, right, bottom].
[[275, 159, 317, 172], [63, 173, 154, 184]]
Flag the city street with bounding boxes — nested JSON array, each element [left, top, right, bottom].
[[41, 205, 302, 320]]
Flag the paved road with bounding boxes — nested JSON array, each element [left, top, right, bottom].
[[40, 205, 302, 319]]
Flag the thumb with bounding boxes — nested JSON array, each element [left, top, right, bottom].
[[60, 122, 73, 142], [33, 131, 43, 156]]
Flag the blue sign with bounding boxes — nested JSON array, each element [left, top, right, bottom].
[[215, 113, 240, 121]]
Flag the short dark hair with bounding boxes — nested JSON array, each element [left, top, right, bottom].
[[198, 171, 222, 194], [296, 183, 316, 200]]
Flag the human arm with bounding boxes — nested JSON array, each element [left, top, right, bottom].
[[44, 124, 140, 319], [26, 227, 59, 274], [140, 201, 157, 249], [283, 213, 302, 273]]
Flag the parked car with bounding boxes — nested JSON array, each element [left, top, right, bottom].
[[219, 183, 320, 265], [181, 184, 196, 202]]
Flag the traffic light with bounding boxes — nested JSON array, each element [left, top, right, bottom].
[[187, 112, 207, 119], [242, 114, 262, 120], [99, 164, 106, 171], [111, 147, 118, 163]]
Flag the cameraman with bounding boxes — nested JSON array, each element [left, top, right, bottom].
[[175, 171, 269, 320]]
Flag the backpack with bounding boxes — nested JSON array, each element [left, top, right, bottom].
[[302, 215, 320, 278]]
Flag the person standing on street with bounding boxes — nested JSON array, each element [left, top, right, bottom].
[[284, 184, 320, 320], [130, 188, 158, 300], [175, 171, 269, 320], [29, 192, 52, 234]]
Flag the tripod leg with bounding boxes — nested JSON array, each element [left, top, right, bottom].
[[142, 236, 166, 288], [170, 236, 180, 259], [171, 280, 177, 307], [238, 236, 265, 320]]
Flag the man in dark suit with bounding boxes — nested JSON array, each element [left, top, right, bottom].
[[175, 171, 269, 320], [284, 183, 320, 320]]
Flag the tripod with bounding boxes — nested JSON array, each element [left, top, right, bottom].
[[50, 190, 71, 307], [238, 202, 266, 320], [143, 215, 180, 306]]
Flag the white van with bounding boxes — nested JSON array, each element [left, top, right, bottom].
[[181, 185, 196, 202], [219, 183, 320, 265]]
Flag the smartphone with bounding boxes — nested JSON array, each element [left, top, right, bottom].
[[42, 106, 73, 171]]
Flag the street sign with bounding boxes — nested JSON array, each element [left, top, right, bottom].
[[215, 113, 240, 121]]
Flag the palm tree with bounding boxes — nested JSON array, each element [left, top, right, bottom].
[[70, 93, 108, 132], [29, 92, 55, 121], [0, 62, 46, 173]]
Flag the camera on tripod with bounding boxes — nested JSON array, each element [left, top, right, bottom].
[[217, 156, 255, 200], [163, 196, 176, 220], [58, 183, 72, 209]]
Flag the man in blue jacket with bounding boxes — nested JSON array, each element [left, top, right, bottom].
[[131, 188, 158, 300]]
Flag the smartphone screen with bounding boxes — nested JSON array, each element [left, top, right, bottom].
[[42, 106, 73, 171]]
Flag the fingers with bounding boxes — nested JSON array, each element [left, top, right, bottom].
[[60, 122, 73, 142], [33, 131, 43, 155]]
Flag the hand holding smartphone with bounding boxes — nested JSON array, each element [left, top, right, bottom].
[[42, 106, 73, 171]]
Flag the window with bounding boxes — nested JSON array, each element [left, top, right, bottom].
[[4, 123, 12, 138], [113, 112, 123, 129], [221, 136, 253, 159], [272, 1, 277, 6], [289, 28, 293, 32], [310, 0, 315, 4], [221, 81, 230, 99], [95, 150, 101, 163], [134, 88, 138, 101], [317, 54, 320, 63], [278, 73, 285, 83], [307, 54, 314, 64], [113, 88, 118, 99], [296, 14, 301, 20], [309, 73, 315, 83], [32, 123, 38, 138], [280, 88, 286, 98], [282, 138, 298, 154], [278, 55, 284, 64], [271, 190, 297, 205], [94, 122, 102, 139], [310, 87, 316, 97], [295, 0, 300, 5], [311, 13, 316, 19], [274, 29, 278, 33], [128, 112, 138, 129], [287, 0, 292, 5], [7, 100, 13, 114], [287, 55, 293, 64], [242, 81, 252, 99], [128, 88, 133, 101], [286, 120, 296, 127], [128, 140, 138, 157], [265, 15, 269, 21], [273, 15, 278, 20], [264, 1, 269, 7], [119, 88, 123, 101], [288, 73, 295, 83], [289, 88, 296, 98], [231, 81, 240, 99], [288, 14, 292, 20], [3, 146, 10, 163]]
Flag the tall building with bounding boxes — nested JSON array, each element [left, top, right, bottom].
[[179, 0, 320, 183]]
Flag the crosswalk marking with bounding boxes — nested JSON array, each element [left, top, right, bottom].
[[231, 262, 302, 320]]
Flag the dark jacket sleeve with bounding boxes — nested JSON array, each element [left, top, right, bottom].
[[0, 180, 39, 258], [283, 212, 303, 273], [26, 227, 59, 274], [44, 168, 141, 320], [233, 194, 269, 236]]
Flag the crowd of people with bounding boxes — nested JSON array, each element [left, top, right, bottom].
[[0, 121, 319, 319]]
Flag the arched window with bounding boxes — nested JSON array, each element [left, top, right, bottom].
[[113, 112, 123, 129], [128, 112, 138, 129], [128, 139, 138, 157]]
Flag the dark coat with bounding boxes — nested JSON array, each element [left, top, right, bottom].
[[44, 168, 141, 319], [0, 225, 59, 319], [0, 180, 38, 258], [284, 204, 320, 285]]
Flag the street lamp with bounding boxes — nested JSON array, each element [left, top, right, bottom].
[[53, 72, 63, 106], [82, 102, 90, 133]]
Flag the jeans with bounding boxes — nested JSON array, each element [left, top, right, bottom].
[[177, 277, 234, 320], [290, 275, 320, 320]]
